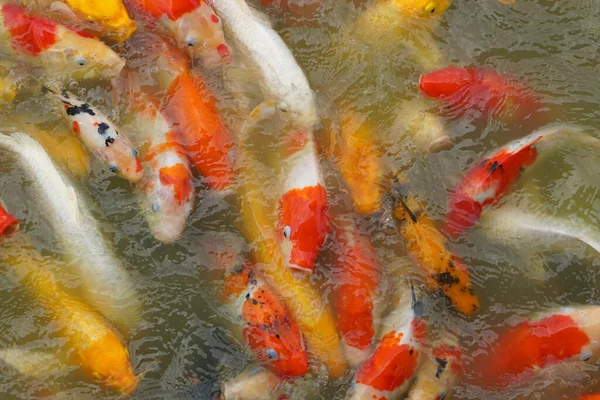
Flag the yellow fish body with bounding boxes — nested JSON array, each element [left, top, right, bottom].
[[3, 238, 138, 394]]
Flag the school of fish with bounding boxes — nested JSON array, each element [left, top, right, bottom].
[[0, 0, 596, 399]]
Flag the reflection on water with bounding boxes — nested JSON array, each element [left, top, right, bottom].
[[0, 0, 598, 398]]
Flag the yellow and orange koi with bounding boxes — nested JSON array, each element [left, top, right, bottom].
[[0, 3, 125, 81], [393, 194, 479, 315], [1, 235, 138, 394], [21, 0, 136, 41]]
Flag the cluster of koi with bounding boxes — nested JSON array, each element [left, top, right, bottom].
[[0, 0, 596, 399]]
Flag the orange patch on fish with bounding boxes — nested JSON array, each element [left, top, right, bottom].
[[356, 331, 419, 392], [72, 121, 81, 136], [128, 0, 202, 20], [159, 164, 192, 204], [2, 3, 58, 56]]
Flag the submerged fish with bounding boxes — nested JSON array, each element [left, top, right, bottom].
[[466, 305, 600, 391], [0, 132, 141, 330], [419, 66, 541, 122], [125, 0, 229, 67], [223, 264, 309, 376], [0, 347, 66, 380], [0, 3, 125, 81], [394, 195, 479, 315], [3, 240, 138, 394], [44, 88, 143, 183], [220, 367, 283, 400], [22, 0, 136, 41], [278, 129, 329, 273], [350, 283, 426, 400]]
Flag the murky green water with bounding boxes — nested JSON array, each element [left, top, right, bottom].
[[0, 0, 599, 399]]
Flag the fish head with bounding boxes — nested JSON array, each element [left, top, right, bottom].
[[61, 0, 137, 41], [100, 138, 143, 183], [143, 150, 193, 244], [419, 67, 475, 100], [81, 333, 138, 394], [278, 184, 329, 273], [173, 4, 230, 67], [387, 0, 452, 18], [40, 28, 125, 81], [242, 276, 309, 376]]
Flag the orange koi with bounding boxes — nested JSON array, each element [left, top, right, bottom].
[[394, 195, 479, 315], [223, 264, 309, 377], [0, 3, 125, 81], [465, 306, 600, 392], [0, 202, 18, 237], [125, 0, 230, 67]]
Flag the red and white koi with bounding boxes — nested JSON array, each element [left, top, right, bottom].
[[444, 124, 588, 238], [0, 2, 125, 81], [465, 305, 600, 391], [331, 213, 381, 365], [222, 264, 309, 377], [125, 0, 229, 67], [278, 129, 329, 273], [350, 284, 426, 400], [44, 88, 143, 183]]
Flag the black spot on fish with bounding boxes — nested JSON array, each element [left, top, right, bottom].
[[245, 293, 250, 300], [252, 299, 258, 305], [488, 161, 500, 173], [435, 357, 448, 378], [105, 137, 115, 147], [98, 122, 110, 135], [410, 349, 414, 355], [66, 103, 95, 117], [61, 90, 69, 99], [433, 272, 460, 287]]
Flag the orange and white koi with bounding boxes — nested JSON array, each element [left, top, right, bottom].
[[126, 86, 193, 243], [278, 129, 329, 273], [394, 194, 479, 316], [222, 264, 309, 377], [0, 202, 18, 237], [0, 3, 125, 81], [125, 0, 229, 67], [4, 239, 139, 394], [465, 305, 600, 392], [350, 284, 426, 400], [44, 88, 143, 183], [331, 213, 381, 365]]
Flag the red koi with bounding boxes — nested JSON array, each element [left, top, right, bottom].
[[0, 203, 18, 238], [223, 264, 309, 377], [466, 307, 600, 391], [419, 66, 541, 122]]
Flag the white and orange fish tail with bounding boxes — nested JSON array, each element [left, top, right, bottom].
[[222, 264, 309, 377], [278, 129, 329, 273], [350, 283, 426, 400], [332, 214, 381, 366], [44, 88, 143, 183]]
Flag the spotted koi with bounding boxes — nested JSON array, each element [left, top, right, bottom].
[[0, 3, 125, 81], [44, 88, 143, 183], [223, 264, 309, 377], [278, 129, 329, 273]]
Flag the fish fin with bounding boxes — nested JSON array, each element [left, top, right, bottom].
[[49, 1, 80, 22]]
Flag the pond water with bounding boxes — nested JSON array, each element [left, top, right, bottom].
[[0, 0, 599, 399]]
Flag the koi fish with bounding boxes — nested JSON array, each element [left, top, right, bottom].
[[350, 283, 426, 400], [278, 129, 329, 273], [0, 202, 18, 237], [210, 0, 317, 127], [394, 194, 479, 315], [125, 0, 229, 67], [44, 88, 143, 183], [419, 66, 541, 122], [0, 3, 125, 81], [223, 264, 309, 376], [3, 239, 138, 394], [126, 85, 193, 243], [0, 132, 141, 331], [331, 213, 381, 365], [465, 305, 600, 391], [21, 0, 136, 41], [581, 395, 600, 400], [381, 0, 451, 18], [338, 110, 384, 215], [220, 367, 284, 400]]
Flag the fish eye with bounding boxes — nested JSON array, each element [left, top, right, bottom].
[[109, 164, 118, 173], [580, 352, 592, 361], [438, 393, 446, 400], [424, 2, 436, 13], [75, 56, 87, 66], [203, 41, 209, 48], [283, 225, 291, 239], [265, 348, 278, 360], [186, 37, 198, 47], [152, 202, 160, 213]]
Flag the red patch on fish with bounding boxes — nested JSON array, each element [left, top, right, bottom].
[[159, 164, 192, 204], [1, 3, 58, 56], [128, 0, 203, 20], [216, 43, 230, 60], [444, 136, 540, 238], [210, 14, 219, 23], [135, 157, 143, 173], [356, 331, 419, 392], [420, 67, 540, 122], [467, 314, 589, 390], [242, 280, 308, 377], [0, 204, 18, 238], [164, 73, 235, 191], [72, 121, 81, 136], [411, 318, 428, 347], [279, 184, 329, 272], [285, 130, 310, 156]]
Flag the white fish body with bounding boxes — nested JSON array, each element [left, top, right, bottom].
[[0, 132, 140, 330], [209, 0, 317, 127]]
